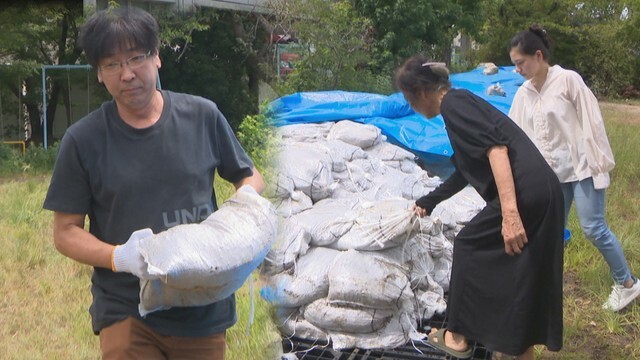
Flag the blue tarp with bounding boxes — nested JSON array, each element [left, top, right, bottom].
[[270, 66, 524, 175]]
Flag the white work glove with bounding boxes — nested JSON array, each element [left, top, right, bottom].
[[112, 228, 155, 279]]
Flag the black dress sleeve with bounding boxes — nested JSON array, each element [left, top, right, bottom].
[[442, 90, 509, 155], [415, 169, 467, 215]]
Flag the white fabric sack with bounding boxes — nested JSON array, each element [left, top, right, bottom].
[[431, 185, 485, 227], [329, 311, 424, 350], [277, 145, 334, 202], [432, 255, 453, 292], [365, 141, 415, 162], [327, 120, 382, 149], [303, 298, 394, 334], [334, 164, 373, 193], [260, 246, 341, 308], [415, 290, 447, 320], [328, 249, 413, 310], [324, 139, 368, 162], [274, 190, 313, 217], [291, 198, 358, 247], [350, 157, 387, 177], [137, 185, 278, 315], [379, 236, 443, 295], [278, 312, 330, 344], [278, 122, 334, 143], [358, 168, 407, 201], [330, 199, 419, 250], [266, 172, 295, 200], [262, 218, 311, 276], [289, 141, 348, 173]]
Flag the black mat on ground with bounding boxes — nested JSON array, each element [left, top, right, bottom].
[[281, 313, 493, 360]]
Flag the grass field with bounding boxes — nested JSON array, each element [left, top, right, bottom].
[[0, 102, 639, 359]]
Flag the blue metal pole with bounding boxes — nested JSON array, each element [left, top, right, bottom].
[[42, 66, 47, 149]]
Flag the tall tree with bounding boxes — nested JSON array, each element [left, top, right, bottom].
[[0, 1, 84, 146], [477, 0, 640, 97], [351, 0, 483, 71], [266, 0, 393, 94], [157, 7, 271, 130]]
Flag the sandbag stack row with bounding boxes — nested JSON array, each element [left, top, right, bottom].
[[261, 120, 485, 350]]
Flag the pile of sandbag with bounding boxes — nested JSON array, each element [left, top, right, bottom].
[[261, 120, 485, 350], [137, 185, 278, 316]]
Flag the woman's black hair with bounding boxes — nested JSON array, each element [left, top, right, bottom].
[[509, 24, 553, 61], [79, 7, 160, 68], [395, 54, 451, 96]]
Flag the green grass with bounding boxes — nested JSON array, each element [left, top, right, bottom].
[[1, 103, 639, 359]]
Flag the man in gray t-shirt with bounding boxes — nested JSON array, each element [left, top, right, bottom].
[[43, 6, 264, 359]]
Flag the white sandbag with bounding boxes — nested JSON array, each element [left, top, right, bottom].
[[400, 173, 440, 200], [262, 218, 311, 276], [278, 122, 334, 142], [432, 255, 453, 292], [329, 311, 424, 350], [415, 290, 447, 320], [357, 168, 407, 201], [291, 198, 358, 247], [303, 298, 393, 334], [365, 141, 416, 162], [328, 249, 413, 310], [137, 185, 278, 315], [290, 141, 348, 173], [329, 199, 419, 250], [480, 62, 499, 75], [326, 140, 368, 161], [422, 231, 452, 260], [277, 145, 334, 202], [307, 140, 367, 173], [327, 120, 382, 149], [260, 246, 341, 308], [412, 220, 453, 292], [278, 312, 330, 344], [266, 172, 295, 199], [274, 190, 313, 217], [349, 157, 387, 177], [335, 169, 373, 194], [431, 185, 485, 227]]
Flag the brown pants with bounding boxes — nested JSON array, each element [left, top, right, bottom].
[[99, 317, 226, 360]]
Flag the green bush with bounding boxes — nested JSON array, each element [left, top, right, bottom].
[[0, 142, 59, 177], [24, 142, 59, 172], [236, 109, 279, 182]]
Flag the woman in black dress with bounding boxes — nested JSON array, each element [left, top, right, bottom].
[[396, 55, 564, 359]]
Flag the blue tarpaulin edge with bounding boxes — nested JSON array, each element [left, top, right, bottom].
[[269, 66, 523, 162]]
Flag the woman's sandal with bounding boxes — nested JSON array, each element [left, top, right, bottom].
[[427, 328, 473, 359]]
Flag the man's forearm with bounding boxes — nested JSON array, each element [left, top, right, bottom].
[[53, 212, 114, 270]]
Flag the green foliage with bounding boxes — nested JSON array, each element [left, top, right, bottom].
[[0, 142, 58, 177], [475, 0, 573, 66], [148, 5, 211, 52], [159, 9, 265, 130], [274, 0, 394, 94], [24, 142, 59, 172], [476, 0, 640, 98], [351, 0, 483, 71], [236, 108, 279, 182], [0, 2, 85, 145]]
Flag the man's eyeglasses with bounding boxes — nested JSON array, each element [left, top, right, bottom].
[[99, 51, 152, 75]]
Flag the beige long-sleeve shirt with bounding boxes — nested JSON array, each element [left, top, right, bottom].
[[509, 65, 615, 189]]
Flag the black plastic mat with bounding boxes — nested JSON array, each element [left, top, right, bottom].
[[281, 313, 493, 360]]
